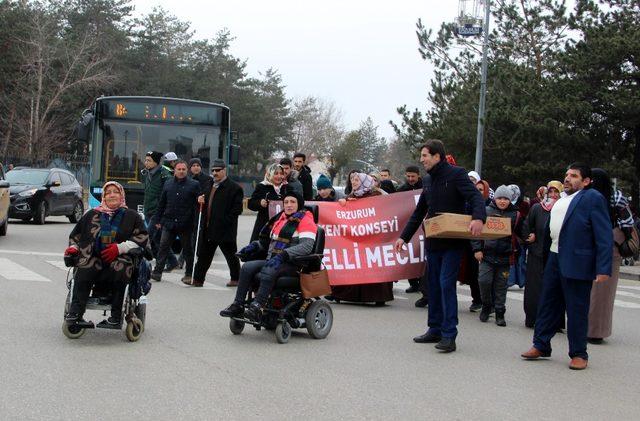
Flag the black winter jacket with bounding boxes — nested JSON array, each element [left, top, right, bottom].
[[298, 165, 313, 200], [471, 202, 520, 265], [248, 183, 291, 241], [156, 176, 200, 230], [396, 178, 423, 192], [400, 175, 431, 242], [422, 161, 486, 251], [201, 177, 244, 243], [191, 172, 213, 195]]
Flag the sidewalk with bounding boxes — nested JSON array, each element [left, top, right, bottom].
[[619, 263, 640, 282]]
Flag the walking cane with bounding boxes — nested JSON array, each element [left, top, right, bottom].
[[192, 201, 204, 280]]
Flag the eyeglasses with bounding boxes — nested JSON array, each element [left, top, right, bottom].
[[211, 168, 224, 173]]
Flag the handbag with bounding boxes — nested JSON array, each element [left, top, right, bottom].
[[614, 226, 639, 258], [299, 266, 331, 299]]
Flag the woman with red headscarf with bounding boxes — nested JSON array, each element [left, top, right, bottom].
[[64, 181, 148, 329]]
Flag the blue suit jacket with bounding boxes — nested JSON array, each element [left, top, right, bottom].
[[545, 189, 613, 280]]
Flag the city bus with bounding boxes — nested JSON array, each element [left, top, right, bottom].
[[77, 96, 238, 212]]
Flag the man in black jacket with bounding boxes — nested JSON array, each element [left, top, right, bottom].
[[151, 160, 201, 283], [396, 165, 423, 193], [188, 157, 213, 194], [191, 159, 244, 287], [396, 140, 486, 353], [293, 153, 313, 200]]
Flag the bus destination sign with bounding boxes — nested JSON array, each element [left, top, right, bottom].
[[101, 100, 222, 125]]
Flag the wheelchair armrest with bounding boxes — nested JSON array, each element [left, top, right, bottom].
[[289, 254, 324, 265]]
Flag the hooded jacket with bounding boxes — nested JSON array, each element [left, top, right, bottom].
[[471, 201, 520, 265]]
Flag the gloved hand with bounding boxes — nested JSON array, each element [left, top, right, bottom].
[[264, 252, 287, 269], [101, 243, 119, 263], [239, 242, 260, 256], [64, 246, 79, 256]]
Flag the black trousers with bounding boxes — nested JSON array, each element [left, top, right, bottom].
[[154, 226, 193, 276], [69, 260, 132, 318], [233, 260, 298, 306], [193, 238, 240, 282]]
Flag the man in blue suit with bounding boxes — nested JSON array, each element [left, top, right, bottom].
[[521, 163, 613, 370]]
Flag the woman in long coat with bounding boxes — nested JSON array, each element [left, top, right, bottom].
[[522, 180, 562, 328], [329, 172, 393, 305], [248, 163, 289, 242], [587, 168, 635, 343]]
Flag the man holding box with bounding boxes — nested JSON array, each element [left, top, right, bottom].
[[399, 139, 486, 353]]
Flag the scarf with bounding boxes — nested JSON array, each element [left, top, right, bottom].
[[351, 173, 375, 197], [97, 207, 125, 252], [95, 181, 127, 217], [540, 198, 557, 212], [258, 210, 306, 255]]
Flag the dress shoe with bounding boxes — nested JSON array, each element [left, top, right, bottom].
[[521, 347, 551, 359], [405, 285, 420, 293], [469, 302, 482, 312], [569, 357, 588, 370], [150, 272, 162, 282], [226, 280, 239, 287], [219, 303, 244, 318], [65, 314, 94, 329], [495, 311, 506, 327], [587, 337, 604, 345], [192, 280, 204, 287], [435, 337, 456, 352], [181, 275, 192, 285], [414, 297, 428, 308], [479, 305, 491, 322], [413, 331, 441, 343]]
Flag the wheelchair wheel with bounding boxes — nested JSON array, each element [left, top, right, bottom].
[[305, 300, 333, 339], [275, 321, 291, 344], [229, 319, 245, 335], [62, 321, 86, 339], [125, 319, 144, 342], [135, 303, 146, 329]]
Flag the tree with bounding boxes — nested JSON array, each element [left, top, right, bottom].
[[287, 96, 344, 157]]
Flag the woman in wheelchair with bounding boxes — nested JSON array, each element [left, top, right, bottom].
[[220, 191, 317, 322], [64, 181, 149, 329]]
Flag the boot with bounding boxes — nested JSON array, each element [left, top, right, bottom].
[[220, 302, 244, 318], [495, 310, 506, 327], [479, 305, 491, 322]]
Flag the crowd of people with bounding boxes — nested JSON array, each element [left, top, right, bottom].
[[63, 141, 637, 371]]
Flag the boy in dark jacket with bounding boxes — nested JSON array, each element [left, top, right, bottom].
[[471, 185, 521, 326]]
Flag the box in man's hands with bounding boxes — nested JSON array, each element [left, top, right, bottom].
[[423, 213, 511, 240]]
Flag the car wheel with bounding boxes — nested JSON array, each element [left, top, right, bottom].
[[68, 201, 84, 223], [33, 202, 47, 225], [0, 219, 7, 236]]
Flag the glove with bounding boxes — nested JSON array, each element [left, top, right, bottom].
[[101, 243, 119, 263], [64, 246, 79, 256], [264, 252, 286, 269], [239, 242, 260, 255]]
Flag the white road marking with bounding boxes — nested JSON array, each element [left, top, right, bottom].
[[613, 300, 640, 309], [618, 285, 640, 291], [207, 268, 231, 278], [0, 258, 51, 282], [45, 260, 69, 271], [0, 249, 61, 257], [161, 272, 229, 291], [616, 290, 640, 300]]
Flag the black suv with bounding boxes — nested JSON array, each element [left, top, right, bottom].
[[7, 168, 84, 224]]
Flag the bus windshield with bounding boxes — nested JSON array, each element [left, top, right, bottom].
[[95, 120, 221, 186]]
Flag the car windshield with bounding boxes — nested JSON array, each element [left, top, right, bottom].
[[5, 170, 49, 185]]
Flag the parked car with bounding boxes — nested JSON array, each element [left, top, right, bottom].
[[0, 164, 9, 235], [7, 167, 84, 224]]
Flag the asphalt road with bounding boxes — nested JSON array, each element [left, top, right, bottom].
[[1, 215, 639, 420]]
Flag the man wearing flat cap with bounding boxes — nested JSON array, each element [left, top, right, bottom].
[[190, 159, 244, 287]]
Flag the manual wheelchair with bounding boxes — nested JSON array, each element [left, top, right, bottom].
[[229, 205, 333, 344], [62, 248, 152, 342]]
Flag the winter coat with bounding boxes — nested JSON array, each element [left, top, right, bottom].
[[143, 165, 172, 218], [191, 172, 213, 195], [248, 183, 291, 241], [201, 177, 244, 243], [297, 165, 313, 200], [522, 202, 550, 258], [156, 176, 201, 230], [396, 178, 423, 192], [416, 161, 487, 251], [471, 202, 520, 265], [400, 175, 432, 242]]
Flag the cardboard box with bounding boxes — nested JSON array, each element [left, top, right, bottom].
[[423, 213, 511, 240]]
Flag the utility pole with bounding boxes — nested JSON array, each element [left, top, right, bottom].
[[474, 0, 491, 175]]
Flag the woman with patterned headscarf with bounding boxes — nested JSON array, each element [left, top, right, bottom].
[[248, 163, 290, 241], [330, 172, 393, 305], [64, 181, 148, 329]]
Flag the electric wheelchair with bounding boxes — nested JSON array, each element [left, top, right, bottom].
[[62, 248, 152, 342], [230, 205, 333, 344]]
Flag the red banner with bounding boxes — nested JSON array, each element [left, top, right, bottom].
[[269, 191, 425, 285]]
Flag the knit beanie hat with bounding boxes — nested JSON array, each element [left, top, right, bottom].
[[146, 151, 163, 165], [494, 185, 512, 200], [189, 157, 202, 168], [316, 174, 332, 190]]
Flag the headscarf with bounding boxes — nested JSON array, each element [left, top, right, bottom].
[[351, 172, 375, 197], [536, 186, 547, 201], [468, 171, 481, 183], [476, 180, 490, 200], [540, 180, 562, 212], [261, 163, 284, 186], [95, 181, 127, 216], [508, 184, 521, 205]]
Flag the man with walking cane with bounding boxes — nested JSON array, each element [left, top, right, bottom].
[[191, 159, 244, 288]]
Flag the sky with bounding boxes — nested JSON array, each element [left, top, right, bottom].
[[133, 0, 463, 139]]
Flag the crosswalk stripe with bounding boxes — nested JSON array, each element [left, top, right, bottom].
[[0, 248, 61, 257], [612, 300, 640, 309], [616, 290, 640, 300], [0, 258, 51, 282], [46, 260, 69, 271], [618, 285, 640, 291]]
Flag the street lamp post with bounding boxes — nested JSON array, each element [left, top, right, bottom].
[[474, 0, 491, 175]]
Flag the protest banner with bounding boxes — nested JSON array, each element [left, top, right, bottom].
[[269, 191, 425, 285]]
